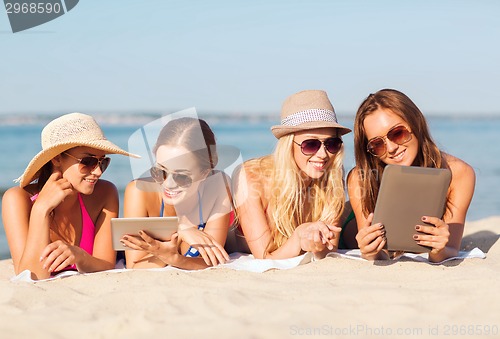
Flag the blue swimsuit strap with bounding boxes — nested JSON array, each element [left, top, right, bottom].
[[159, 192, 205, 258], [186, 191, 206, 257], [159, 191, 205, 229], [197, 191, 206, 231]]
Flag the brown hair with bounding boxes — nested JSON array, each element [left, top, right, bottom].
[[36, 162, 53, 191], [353, 89, 449, 216]]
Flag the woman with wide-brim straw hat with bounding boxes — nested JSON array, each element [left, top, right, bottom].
[[233, 90, 351, 259], [2, 113, 139, 280]]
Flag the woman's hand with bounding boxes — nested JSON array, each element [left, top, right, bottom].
[[121, 230, 177, 264], [39, 240, 84, 273], [296, 221, 341, 253], [177, 227, 229, 266], [35, 171, 74, 213], [413, 216, 450, 255], [355, 213, 387, 260]]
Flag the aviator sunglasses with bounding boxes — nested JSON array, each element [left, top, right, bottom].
[[63, 152, 111, 173], [293, 137, 343, 156], [150, 165, 193, 188], [366, 125, 413, 157]]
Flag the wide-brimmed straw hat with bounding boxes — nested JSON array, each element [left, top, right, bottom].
[[16, 112, 140, 187], [271, 90, 351, 139]]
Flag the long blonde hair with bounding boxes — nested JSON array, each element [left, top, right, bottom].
[[258, 133, 346, 252]]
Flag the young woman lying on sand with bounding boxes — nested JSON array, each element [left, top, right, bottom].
[[121, 117, 233, 269], [348, 89, 475, 262], [2, 113, 138, 280], [233, 90, 351, 259]]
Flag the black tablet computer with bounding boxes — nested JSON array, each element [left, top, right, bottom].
[[372, 165, 452, 253]]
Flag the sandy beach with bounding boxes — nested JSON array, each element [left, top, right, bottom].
[[0, 217, 498, 339]]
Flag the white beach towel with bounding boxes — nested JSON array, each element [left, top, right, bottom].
[[10, 252, 313, 283], [218, 251, 314, 272], [10, 248, 485, 283], [327, 247, 486, 264]]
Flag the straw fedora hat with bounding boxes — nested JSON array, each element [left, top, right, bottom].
[[16, 112, 140, 187], [271, 90, 351, 139]]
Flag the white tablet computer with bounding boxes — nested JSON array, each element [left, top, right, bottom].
[[111, 217, 179, 251], [372, 165, 451, 253]]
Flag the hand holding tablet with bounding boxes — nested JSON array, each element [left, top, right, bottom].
[[372, 165, 452, 253], [111, 217, 179, 251]]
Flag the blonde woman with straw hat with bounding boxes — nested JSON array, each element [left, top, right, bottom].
[[233, 90, 351, 259], [2, 113, 138, 280]]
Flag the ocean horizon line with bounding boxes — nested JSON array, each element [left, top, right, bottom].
[[1, 111, 500, 126], [0, 111, 277, 126]]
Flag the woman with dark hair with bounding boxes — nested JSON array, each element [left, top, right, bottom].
[[2, 113, 138, 280], [348, 89, 475, 262]]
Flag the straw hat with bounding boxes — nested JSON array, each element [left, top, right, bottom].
[[16, 112, 140, 187], [271, 90, 351, 139]]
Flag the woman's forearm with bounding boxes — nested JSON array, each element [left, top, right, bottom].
[[17, 205, 52, 275], [429, 246, 459, 263]]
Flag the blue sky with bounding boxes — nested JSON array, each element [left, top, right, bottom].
[[1, 0, 499, 116]]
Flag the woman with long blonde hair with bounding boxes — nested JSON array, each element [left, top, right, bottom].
[[234, 90, 351, 259]]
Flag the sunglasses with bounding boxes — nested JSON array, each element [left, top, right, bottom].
[[293, 137, 343, 155], [150, 166, 193, 188], [63, 152, 111, 173], [366, 125, 413, 157]]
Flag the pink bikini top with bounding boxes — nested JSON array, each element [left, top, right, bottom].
[[31, 193, 95, 269]]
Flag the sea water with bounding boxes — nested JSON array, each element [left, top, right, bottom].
[[1, 114, 499, 259]]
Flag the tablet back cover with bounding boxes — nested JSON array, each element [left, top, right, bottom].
[[111, 217, 179, 251], [372, 165, 451, 253]]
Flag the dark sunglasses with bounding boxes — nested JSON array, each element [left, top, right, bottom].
[[366, 125, 413, 157], [63, 152, 111, 173], [293, 137, 343, 156], [150, 166, 193, 188]]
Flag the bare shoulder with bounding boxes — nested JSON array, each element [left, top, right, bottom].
[[93, 179, 118, 196], [203, 171, 232, 196], [2, 185, 31, 204], [443, 153, 476, 209], [346, 167, 362, 187], [240, 156, 272, 184], [207, 170, 231, 185], [124, 178, 158, 195], [83, 180, 119, 214], [2, 186, 33, 233], [444, 153, 475, 181], [123, 178, 159, 207], [233, 156, 272, 207], [125, 178, 142, 194]]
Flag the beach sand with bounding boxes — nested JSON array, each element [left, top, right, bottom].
[[0, 217, 498, 339]]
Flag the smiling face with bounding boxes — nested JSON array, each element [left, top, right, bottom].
[[363, 108, 419, 166], [59, 146, 108, 195], [292, 127, 339, 181], [155, 145, 209, 205]]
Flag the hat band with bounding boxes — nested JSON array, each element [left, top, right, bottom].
[[281, 109, 338, 126]]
